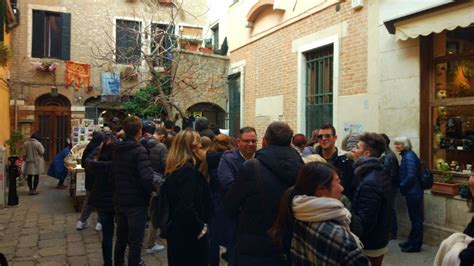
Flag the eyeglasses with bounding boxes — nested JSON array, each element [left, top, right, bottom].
[[241, 139, 258, 144], [317, 134, 333, 140]]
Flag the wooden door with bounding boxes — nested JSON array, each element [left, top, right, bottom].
[[35, 107, 70, 162], [35, 94, 71, 163]]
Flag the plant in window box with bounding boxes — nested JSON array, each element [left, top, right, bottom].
[[184, 39, 200, 51], [431, 172, 460, 196], [32, 61, 57, 72], [0, 42, 11, 66]]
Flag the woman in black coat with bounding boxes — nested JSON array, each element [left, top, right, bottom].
[[165, 130, 212, 266], [87, 136, 115, 266]]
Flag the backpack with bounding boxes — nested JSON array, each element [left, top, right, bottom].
[[419, 160, 434, 190], [154, 180, 172, 239]]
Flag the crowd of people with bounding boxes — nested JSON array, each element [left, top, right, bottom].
[[21, 115, 474, 266]]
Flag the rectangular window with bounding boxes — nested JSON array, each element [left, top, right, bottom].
[[304, 44, 334, 137], [31, 10, 71, 60], [228, 73, 241, 137], [116, 19, 142, 64], [428, 25, 474, 177], [150, 23, 175, 67], [211, 24, 219, 51]]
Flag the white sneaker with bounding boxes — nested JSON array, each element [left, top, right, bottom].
[[76, 221, 89, 230], [95, 222, 102, 231], [146, 243, 165, 254]]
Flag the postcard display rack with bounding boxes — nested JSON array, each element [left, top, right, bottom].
[[69, 166, 86, 212], [72, 125, 96, 146]]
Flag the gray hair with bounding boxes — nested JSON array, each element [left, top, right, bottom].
[[394, 136, 412, 150]]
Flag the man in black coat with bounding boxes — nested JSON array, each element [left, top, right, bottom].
[[112, 116, 154, 266], [380, 133, 400, 239], [224, 122, 304, 266], [351, 132, 392, 266], [313, 123, 358, 200]]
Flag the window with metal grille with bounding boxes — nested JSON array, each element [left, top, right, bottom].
[[304, 44, 333, 137], [116, 19, 141, 64], [32, 10, 71, 59]]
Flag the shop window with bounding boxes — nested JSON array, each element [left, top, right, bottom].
[[31, 10, 71, 60], [430, 25, 474, 176], [116, 19, 142, 64]]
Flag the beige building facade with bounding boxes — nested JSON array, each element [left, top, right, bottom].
[[226, 0, 474, 244], [10, 0, 230, 161]]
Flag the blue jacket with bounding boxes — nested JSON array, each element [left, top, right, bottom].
[[47, 147, 71, 181], [218, 149, 245, 191], [399, 150, 423, 197]]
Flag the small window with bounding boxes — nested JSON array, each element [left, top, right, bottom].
[[150, 23, 176, 67], [116, 19, 142, 64], [32, 10, 71, 60], [211, 24, 219, 51]]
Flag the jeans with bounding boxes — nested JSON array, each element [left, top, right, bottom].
[[405, 195, 424, 248], [99, 211, 114, 266], [79, 191, 93, 223], [114, 206, 147, 266], [390, 189, 398, 237]]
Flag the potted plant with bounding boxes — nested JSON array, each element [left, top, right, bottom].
[[431, 173, 460, 196], [32, 61, 57, 72], [5, 131, 24, 157], [184, 39, 200, 51]]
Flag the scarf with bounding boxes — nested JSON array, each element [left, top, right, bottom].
[[292, 195, 363, 249]]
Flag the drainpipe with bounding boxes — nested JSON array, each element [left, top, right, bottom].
[[14, 98, 17, 131]]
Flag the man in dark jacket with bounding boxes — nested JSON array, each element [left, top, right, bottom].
[[351, 132, 392, 266], [195, 116, 216, 139], [112, 116, 154, 266], [216, 126, 257, 265], [314, 124, 358, 200], [380, 133, 400, 239], [224, 122, 304, 266]]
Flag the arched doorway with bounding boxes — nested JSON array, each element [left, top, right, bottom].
[[186, 103, 226, 129], [35, 94, 71, 162]]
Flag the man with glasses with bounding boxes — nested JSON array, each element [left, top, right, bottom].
[[216, 126, 258, 265], [314, 123, 358, 200]]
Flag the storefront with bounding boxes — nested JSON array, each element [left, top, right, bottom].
[[384, 1, 474, 243]]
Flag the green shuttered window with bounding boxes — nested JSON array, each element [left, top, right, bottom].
[[32, 10, 71, 60]]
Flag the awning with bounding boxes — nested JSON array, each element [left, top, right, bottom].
[[384, 1, 474, 41]]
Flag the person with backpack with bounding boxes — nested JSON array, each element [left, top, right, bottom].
[[141, 127, 168, 254], [394, 136, 424, 253], [165, 130, 212, 266]]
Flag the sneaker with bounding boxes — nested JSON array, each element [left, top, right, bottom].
[[95, 222, 102, 231], [56, 184, 67, 189], [76, 221, 89, 230], [146, 243, 165, 254]]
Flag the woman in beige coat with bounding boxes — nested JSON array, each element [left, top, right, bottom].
[[24, 132, 45, 195]]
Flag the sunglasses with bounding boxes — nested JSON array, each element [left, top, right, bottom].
[[317, 134, 333, 140]]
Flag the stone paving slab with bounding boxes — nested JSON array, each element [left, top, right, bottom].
[[0, 175, 440, 265]]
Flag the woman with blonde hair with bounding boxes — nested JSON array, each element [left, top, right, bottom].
[[165, 129, 213, 266]]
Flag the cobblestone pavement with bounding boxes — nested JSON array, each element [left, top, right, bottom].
[[0, 176, 438, 265]]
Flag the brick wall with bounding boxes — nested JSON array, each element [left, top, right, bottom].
[[230, 1, 368, 136], [9, 0, 212, 130]]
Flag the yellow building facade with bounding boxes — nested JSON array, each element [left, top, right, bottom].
[[0, 4, 12, 148]]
